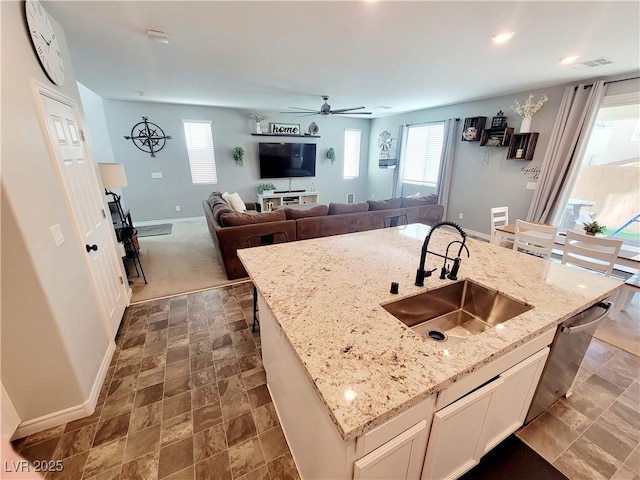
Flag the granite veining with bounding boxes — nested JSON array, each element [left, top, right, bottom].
[[238, 224, 622, 441]]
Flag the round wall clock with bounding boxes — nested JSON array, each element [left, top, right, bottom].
[[25, 0, 65, 85]]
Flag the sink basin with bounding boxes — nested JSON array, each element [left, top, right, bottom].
[[382, 280, 532, 345]]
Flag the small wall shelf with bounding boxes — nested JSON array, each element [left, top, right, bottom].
[[479, 127, 514, 147], [251, 133, 321, 138], [462, 117, 487, 141], [508, 133, 539, 160]]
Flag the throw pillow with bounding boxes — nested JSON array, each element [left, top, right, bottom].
[[228, 192, 247, 212], [222, 191, 232, 205], [220, 210, 286, 227], [328, 202, 370, 215], [367, 198, 402, 211], [284, 204, 329, 220]]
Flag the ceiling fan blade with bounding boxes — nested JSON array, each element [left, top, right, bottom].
[[334, 112, 372, 115], [330, 106, 366, 114], [284, 107, 321, 112]]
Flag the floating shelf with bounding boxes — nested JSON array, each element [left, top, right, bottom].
[[508, 132, 539, 160], [251, 133, 321, 138], [480, 127, 514, 147]]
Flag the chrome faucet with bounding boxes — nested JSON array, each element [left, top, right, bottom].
[[415, 221, 469, 286]]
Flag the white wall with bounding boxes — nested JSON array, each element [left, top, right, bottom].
[[101, 100, 371, 221], [1, 0, 111, 428], [77, 82, 117, 165]]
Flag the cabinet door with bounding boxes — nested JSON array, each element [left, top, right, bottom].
[[422, 377, 503, 480], [481, 347, 549, 453], [354, 421, 429, 480]]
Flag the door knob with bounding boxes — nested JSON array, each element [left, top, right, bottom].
[[85, 244, 98, 252]]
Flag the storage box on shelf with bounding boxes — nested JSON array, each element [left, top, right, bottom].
[[507, 133, 539, 160]]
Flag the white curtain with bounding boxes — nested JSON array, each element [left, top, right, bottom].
[[436, 118, 459, 218], [527, 81, 606, 223]]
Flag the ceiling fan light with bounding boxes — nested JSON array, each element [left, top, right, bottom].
[[147, 29, 169, 44], [492, 32, 515, 44]]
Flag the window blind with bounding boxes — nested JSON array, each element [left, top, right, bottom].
[[402, 122, 445, 186], [182, 120, 218, 184], [343, 129, 361, 179]]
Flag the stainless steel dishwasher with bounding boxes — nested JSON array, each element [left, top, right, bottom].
[[525, 299, 612, 424]]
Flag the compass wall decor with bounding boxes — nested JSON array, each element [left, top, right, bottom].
[[124, 116, 172, 157]]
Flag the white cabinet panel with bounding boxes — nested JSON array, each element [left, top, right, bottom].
[[422, 378, 503, 480], [481, 347, 549, 453], [355, 421, 429, 480]]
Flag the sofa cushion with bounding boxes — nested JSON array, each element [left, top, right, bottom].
[[220, 209, 286, 227], [328, 201, 369, 215], [284, 204, 329, 220], [400, 194, 439, 207], [227, 192, 247, 212], [367, 198, 402, 211]]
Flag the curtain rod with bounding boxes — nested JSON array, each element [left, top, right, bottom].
[[579, 75, 640, 89], [405, 118, 459, 127]]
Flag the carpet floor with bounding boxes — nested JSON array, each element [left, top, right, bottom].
[[136, 223, 173, 237], [129, 218, 244, 303]]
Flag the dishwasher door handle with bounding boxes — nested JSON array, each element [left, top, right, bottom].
[[561, 301, 612, 334]]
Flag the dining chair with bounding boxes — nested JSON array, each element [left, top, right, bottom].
[[246, 231, 290, 332], [490, 206, 512, 247], [512, 220, 558, 259], [561, 230, 623, 277]]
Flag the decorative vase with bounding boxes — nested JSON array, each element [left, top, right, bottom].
[[256, 122, 262, 134], [520, 117, 532, 133]]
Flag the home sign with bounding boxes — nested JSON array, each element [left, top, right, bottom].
[[270, 123, 300, 135]]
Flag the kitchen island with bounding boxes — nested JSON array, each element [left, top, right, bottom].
[[238, 224, 621, 479]]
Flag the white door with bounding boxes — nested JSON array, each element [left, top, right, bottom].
[[36, 86, 127, 338]]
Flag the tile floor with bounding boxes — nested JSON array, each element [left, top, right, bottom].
[[517, 336, 640, 480], [12, 282, 300, 480], [11, 282, 640, 480]]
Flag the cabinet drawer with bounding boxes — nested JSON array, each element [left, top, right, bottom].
[[356, 395, 435, 458]]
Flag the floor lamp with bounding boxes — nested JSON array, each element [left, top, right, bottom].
[[98, 163, 128, 226]]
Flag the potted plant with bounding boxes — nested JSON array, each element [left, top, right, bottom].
[[327, 147, 336, 165], [583, 221, 606, 236], [257, 182, 276, 195], [232, 146, 244, 166]]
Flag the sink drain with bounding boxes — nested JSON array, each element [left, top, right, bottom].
[[427, 330, 447, 342]]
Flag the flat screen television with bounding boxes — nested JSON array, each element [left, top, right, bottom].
[[259, 143, 316, 178]]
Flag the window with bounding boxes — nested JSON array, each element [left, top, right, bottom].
[[402, 122, 445, 186], [343, 129, 362, 179], [182, 120, 217, 184], [554, 95, 639, 249]]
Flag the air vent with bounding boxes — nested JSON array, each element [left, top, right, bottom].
[[346, 193, 355, 204], [571, 57, 613, 70]]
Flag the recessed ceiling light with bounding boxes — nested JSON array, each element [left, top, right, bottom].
[[560, 55, 580, 65], [492, 32, 515, 44], [146, 29, 169, 44]]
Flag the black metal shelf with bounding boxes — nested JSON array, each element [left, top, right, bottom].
[[251, 133, 321, 138]]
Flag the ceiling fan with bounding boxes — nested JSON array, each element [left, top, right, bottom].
[[281, 96, 372, 117]]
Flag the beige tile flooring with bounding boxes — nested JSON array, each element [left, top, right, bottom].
[[12, 282, 300, 480], [12, 282, 640, 480]]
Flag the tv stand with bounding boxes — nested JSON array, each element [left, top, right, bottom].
[[257, 191, 320, 212]]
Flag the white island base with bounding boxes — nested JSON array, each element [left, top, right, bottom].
[[258, 293, 553, 480]]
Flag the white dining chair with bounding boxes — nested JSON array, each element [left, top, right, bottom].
[[512, 220, 558, 259], [561, 230, 623, 277], [490, 206, 512, 247]]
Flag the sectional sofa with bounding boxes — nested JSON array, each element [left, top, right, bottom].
[[203, 191, 445, 279]]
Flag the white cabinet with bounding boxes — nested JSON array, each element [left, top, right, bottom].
[[257, 191, 319, 211], [355, 421, 429, 480], [422, 347, 550, 480]]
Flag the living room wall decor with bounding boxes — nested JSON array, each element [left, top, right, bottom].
[[123, 116, 172, 157]]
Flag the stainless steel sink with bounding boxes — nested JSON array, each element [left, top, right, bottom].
[[382, 280, 532, 345]]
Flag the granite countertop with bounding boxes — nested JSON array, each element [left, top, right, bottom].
[[238, 223, 621, 442]]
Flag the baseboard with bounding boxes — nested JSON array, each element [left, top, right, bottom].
[[13, 341, 116, 440], [465, 228, 491, 242]]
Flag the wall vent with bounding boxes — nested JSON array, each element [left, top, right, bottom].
[[571, 57, 613, 70], [346, 193, 355, 204]]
